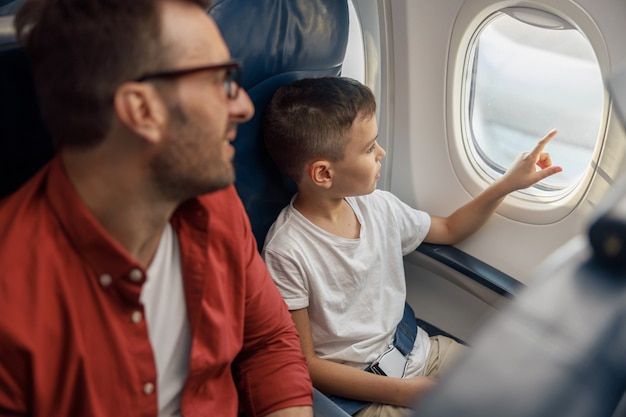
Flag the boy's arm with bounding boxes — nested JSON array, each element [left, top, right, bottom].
[[290, 308, 436, 408], [425, 129, 562, 245]]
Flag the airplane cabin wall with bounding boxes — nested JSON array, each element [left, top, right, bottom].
[[382, 0, 626, 285]]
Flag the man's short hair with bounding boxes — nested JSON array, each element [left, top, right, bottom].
[[14, 0, 211, 148], [262, 77, 377, 183]]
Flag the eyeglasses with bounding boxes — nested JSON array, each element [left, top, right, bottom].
[[135, 60, 242, 100]]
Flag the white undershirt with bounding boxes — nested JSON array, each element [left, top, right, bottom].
[[141, 222, 191, 417]]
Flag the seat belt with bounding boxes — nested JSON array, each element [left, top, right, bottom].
[[328, 302, 418, 415]]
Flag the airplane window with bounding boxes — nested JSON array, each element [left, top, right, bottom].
[[342, 0, 365, 83], [465, 8, 605, 196]]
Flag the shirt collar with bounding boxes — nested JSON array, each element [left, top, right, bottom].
[[45, 156, 144, 287]]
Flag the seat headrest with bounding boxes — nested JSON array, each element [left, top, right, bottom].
[[209, 0, 350, 248], [210, 0, 349, 90]]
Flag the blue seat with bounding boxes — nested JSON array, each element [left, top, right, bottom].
[[209, 0, 350, 250], [0, 46, 55, 198], [313, 388, 352, 417], [0, 0, 24, 16], [209, 2, 352, 416]]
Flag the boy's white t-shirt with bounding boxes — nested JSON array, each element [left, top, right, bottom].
[[262, 189, 432, 377]]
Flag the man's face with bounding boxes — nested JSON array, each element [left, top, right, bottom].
[[150, 1, 254, 201]]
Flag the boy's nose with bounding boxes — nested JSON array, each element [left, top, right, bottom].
[[378, 145, 387, 159]]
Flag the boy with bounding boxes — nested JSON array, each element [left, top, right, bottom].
[[261, 77, 561, 417]]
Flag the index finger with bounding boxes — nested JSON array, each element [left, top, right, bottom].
[[528, 128, 557, 158]]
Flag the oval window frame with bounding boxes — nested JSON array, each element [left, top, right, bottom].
[[447, 0, 612, 224]]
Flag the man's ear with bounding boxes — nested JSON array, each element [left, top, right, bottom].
[[114, 82, 167, 144], [310, 160, 333, 189]]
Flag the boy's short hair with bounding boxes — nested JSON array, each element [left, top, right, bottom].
[[263, 77, 377, 183]]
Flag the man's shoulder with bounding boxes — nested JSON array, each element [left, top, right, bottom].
[[192, 185, 256, 247], [197, 184, 240, 205], [0, 168, 55, 244], [195, 185, 247, 220], [0, 173, 61, 298]]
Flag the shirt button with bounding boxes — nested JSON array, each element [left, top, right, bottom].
[[129, 268, 143, 283], [99, 274, 112, 287], [131, 311, 143, 323], [143, 382, 155, 395]]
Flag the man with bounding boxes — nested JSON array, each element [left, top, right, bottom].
[[0, 0, 313, 416]]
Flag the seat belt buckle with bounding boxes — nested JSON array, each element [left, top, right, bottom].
[[370, 345, 408, 378]]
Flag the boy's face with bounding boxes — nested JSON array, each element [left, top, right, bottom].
[[330, 112, 386, 196]]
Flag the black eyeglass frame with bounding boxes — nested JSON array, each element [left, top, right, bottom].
[[135, 60, 242, 99]]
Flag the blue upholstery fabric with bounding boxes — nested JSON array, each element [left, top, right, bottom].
[[209, 3, 352, 415], [0, 1, 24, 16], [209, 0, 350, 248], [314, 388, 351, 417], [0, 46, 55, 198]]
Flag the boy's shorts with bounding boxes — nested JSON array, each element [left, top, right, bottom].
[[354, 336, 467, 417]]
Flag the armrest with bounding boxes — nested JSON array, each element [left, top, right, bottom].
[[416, 243, 523, 298]]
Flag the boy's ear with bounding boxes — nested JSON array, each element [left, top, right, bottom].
[[309, 160, 333, 189], [114, 82, 167, 145]]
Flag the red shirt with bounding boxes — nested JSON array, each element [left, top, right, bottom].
[[0, 157, 312, 417]]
